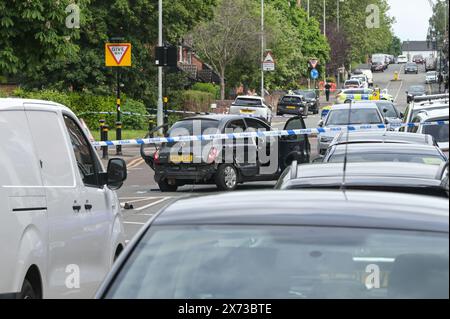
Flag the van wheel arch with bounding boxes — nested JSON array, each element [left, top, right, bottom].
[[20, 265, 42, 299]]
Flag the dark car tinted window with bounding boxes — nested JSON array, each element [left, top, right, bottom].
[[281, 96, 303, 104], [295, 91, 316, 99], [105, 225, 449, 299], [375, 103, 398, 118], [169, 119, 220, 137], [234, 98, 264, 107], [424, 123, 449, 143]]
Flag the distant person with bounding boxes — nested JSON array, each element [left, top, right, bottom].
[[324, 82, 332, 102]]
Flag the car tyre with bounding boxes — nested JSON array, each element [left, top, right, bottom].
[[215, 164, 238, 191], [18, 279, 38, 299], [158, 179, 178, 192]]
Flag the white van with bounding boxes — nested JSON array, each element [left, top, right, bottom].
[[0, 98, 126, 299]]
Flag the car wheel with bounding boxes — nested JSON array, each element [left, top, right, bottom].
[[18, 279, 38, 299], [158, 179, 178, 192], [215, 164, 238, 191]]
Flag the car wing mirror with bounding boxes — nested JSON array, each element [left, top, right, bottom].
[[106, 158, 127, 190], [318, 120, 324, 127]]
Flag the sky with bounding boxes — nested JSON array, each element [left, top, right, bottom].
[[388, 0, 433, 41]]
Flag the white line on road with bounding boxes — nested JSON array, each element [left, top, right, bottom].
[[123, 221, 146, 225], [133, 197, 171, 211], [394, 80, 404, 103]]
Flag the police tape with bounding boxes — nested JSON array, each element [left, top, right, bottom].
[[92, 121, 449, 147]]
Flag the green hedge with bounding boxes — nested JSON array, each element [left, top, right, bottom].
[[191, 83, 220, 99], [180, 90, 214, 113], [9, 89, 149, 130]]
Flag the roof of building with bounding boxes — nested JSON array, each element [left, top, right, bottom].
[[402, 41, 435, 52]]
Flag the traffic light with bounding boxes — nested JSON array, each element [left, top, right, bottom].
[[155, 46, 177, 67]]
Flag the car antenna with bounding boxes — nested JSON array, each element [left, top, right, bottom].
[[340, 99, 353, 197]]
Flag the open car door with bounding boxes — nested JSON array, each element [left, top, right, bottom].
[[278, 116, 311, 171]]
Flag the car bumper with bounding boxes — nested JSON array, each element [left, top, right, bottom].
[[154, 164, 217, 183]]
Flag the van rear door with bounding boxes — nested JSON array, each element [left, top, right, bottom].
[[0, 105, 46, 295]]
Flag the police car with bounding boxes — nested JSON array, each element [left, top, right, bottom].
[[336, 88, 394, 104]]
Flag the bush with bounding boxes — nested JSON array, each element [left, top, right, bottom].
[[9, 89, 149, 130], [181, 90, 215, 113], [191, 83, 220, 99]]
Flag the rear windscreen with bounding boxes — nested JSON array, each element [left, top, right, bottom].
[[234, 98, 264, 107], [169, 119, 220, 137], [281, 97, 302, 104]]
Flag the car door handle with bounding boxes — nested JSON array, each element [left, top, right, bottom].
[[84, 204, 93, 211], [73, 205, 82, 212]]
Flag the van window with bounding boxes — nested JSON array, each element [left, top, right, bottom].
[[26, 110, 75, 187], [0, 110, 42, 186], [63, 115, 101, 187]]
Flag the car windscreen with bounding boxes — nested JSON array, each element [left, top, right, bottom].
[[328, 150, 445, 165], [423, 123, 449, 143], [168, 119, 220, 137], [346, 80, 360, 85], [406, 63, 417, 67], [375, 103, 398, 118], [281, 96, 302, 104], [234, 98, 264, 107], [326, 109, 382, 125], [104, 225, 449, 299], [296, 91, 316, 99], [409, 86, 425, 93]]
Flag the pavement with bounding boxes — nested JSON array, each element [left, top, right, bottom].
[[95, 63, 442, 241]]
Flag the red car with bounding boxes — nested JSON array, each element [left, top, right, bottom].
[[413, 55, 424, 64]]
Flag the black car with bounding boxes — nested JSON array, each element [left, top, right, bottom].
[[405, 62, 419, 74], [277, 94, 308, 116], [406, 85, 426, 103], [141, 115, 311, 192], [294, 90, 320, 114], [96, 190, 449, 299], [275, 161, 449, 198], [329, 131, 438, 148], [321, 143, 447, 165]]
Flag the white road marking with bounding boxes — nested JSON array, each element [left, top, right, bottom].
[[133, 197, 171, 211], [123, 221, 146, 225], [393, 80, 404, 103]]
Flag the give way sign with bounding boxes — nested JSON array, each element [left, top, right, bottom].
[[105, 43, 132, 67]]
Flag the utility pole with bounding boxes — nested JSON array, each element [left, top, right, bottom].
[[307, 0, 310, 20], [323, 0, 326, 37], [261, 0, 265, 100], [157, 0, 164, 134]]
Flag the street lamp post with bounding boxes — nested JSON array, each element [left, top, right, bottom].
[[261, 0, 265, 100], [157, 0, 164, 134]]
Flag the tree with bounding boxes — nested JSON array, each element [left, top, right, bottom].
[[191, 0, 260, 99], [387, 36, 402, 57]]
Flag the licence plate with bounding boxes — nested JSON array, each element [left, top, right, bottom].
[[240, 109, 255, 114], [170, 154, 193, 163], [287, 106, 296, 110]]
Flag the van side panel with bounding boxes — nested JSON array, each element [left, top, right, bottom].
[[0, 108, 48, 294]]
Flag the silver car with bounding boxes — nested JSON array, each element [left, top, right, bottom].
[[317, 103, 386, 155], [229, 95, 272, 123]]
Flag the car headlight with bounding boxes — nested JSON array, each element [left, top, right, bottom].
[[320, 136, 334, 143]]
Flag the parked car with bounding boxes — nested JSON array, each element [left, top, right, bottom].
[[405, 62, 419, 74], [397, 55, 408, 64], [401, 95, 449, 130], [275, 161, 449, 198], [411, 109, 449, 156], [426, 71, 438, 84], [344, 79, 362, 89], [141, 115, 311, 192], [425, 56, 437, 71], [350, 75, 369, 89], [317, 103, 385, 155], [277, 94, 308, 116], [96, 190, 449, 299], [413, 55, 424, 64], [293, 90, 320, 114], [229, 96, 272, 123], [371, 61, 385, 72], [406, 85, 426, 103], [356, 100, 403, 128], [336, 88, 394, 104], [329, 131, 439, 148], [322, 143, 446, 166], [0, 98, 127, 299]]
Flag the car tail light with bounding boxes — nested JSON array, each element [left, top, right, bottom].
[[153, 149, 160, 165], [207, 147, 219, 164]]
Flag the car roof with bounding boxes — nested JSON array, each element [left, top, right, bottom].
[[152, 190, 448, 232], [331, 103, 379, 110], [332, 131, 436, 146], [293, 162, 441, 180], [0, 98, 74, 114], [418, 108, 450, 120], [235, 95, 263, 100], [330, 143, 443, 156], [178, 114, 251, 122]]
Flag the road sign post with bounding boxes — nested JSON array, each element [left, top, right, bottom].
[[105, 42, 132, 155]]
